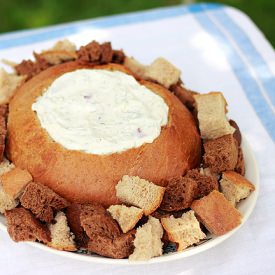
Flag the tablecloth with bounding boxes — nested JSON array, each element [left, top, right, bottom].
[[0, 3, 274, 275]]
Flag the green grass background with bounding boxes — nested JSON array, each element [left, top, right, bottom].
[[0, 0, 274, 47]]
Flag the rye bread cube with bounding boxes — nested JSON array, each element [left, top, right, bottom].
[[160, 177, 198, 211], [5, 207, 51, 243], [203, 134, 238, 173], [185, 168, 219, 198], [20, 182, 69, 223]]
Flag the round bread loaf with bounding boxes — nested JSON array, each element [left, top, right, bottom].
[[7, 61, 201, 206]]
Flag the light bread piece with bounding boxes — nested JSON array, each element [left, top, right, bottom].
[[191, 190, 242, 236], [194, 92, 235, 139], [0, 159, 15, 214], [107, 204, 143, 233], [0, 185, 17, 214], [220, 171, 255, 206], [1, 59, 17, 70], [129, 216, 163, 261], [116, 175, 165, 216], [0, 167, 32, 214], [124, 57, 147, 79], [39, 51, 77, 65], [48, 211, 77, 251], [0, 167, 32, 199], [161, 210, 206, 251], [50, 39, 76, 52], [144, 57, 181, 88], [40, 39, 77, 65], [0, 68, 25, 104], [124, 57, 181, 88], [0, 158, 15, 176]]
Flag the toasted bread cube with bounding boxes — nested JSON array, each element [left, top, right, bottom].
[[194, 92, 235, 140], [39, 39, 77, 65], [129, 216, 163, 261], [48, 211, 77, 251], [160, 177, 198, 211], [39, 51, 77, 65], [203, 134, 238, 173], [220, 171, 255, 206], [116, 175, 165, 216], [0, 68, 25, 104], [20, 182, 69, 223], [87, 230, 135, 259], [5, 207, 51, 243], [51, 39, 76, 52], [191, 190, 242, 236], [235, 147, 245, 176], [124, 57, 147, 79], [185, 168, 219, 198], [107, 205, 143, 233], [0, 167, 32, 199], [0, 158, 15, 176], [0, 167, 32, 214], [0, 185, 17, 214], [144, 57, 181, 88], [161, 210, 206, 251]]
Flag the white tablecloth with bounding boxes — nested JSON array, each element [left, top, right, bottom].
[[0, 3, 274, 275]]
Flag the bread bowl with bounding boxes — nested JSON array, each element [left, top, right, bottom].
[[6, 61, 201, 206]]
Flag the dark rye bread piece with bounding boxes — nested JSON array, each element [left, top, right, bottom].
[[87, 230, 135, 259], [169, 84, 196, 111], [20, 182, 69, 223], [0, 104, 8, 162], [15, 53, 51, 81], [203, 134, 238, 173], [80, 207, 121, 239], [66, 203, 105, 248], [112, 50, 125, 64], [5, 207, 51, 243], [229, 119, 242, 146], [235, 147, 245, 176], [77, 41, 124, 65], [185, 169, 219, 198], [159, 177, 198, 211], [15, 40, 125, 81]]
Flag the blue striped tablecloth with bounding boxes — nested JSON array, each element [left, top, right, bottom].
[[0, 3, 274, 275]]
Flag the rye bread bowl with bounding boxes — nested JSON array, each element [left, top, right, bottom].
[[6, 61, 201, 206]]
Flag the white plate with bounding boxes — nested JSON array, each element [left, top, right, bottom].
[[0, 136, 259, 265]]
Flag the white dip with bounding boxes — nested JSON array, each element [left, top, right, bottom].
[[32, 69, 169, 155]]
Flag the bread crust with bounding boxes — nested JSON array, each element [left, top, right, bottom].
[[7, 61, 201, 206]]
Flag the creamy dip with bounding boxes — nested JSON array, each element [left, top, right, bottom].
[[32, 69, 169, 155]]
